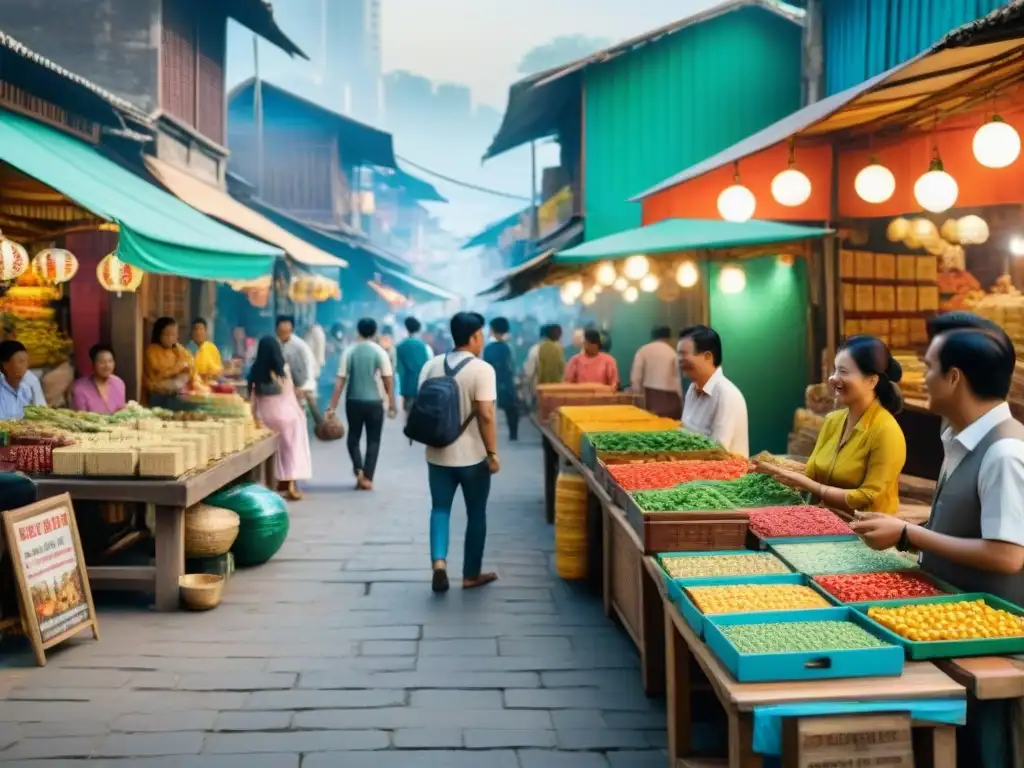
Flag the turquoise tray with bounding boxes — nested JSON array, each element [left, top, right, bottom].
[[675, 574, 836, 638], [705, 607, 905, 683], [808, 569, 960, 606], [752, 534, 859, 551], [852, 592, 1024, 660]]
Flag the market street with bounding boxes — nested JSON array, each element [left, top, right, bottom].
[[0, 418, 667, 767]]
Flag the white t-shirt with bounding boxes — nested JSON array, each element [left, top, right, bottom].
[[682, 367, 749, 457], [419, 351, 496, 468]]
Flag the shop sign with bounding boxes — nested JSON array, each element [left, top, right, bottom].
[[538, 186, 574, 239], [782, 713, 912, 768], [3, 494, 98, 666]]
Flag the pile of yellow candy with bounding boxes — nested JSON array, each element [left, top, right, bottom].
[[687, 584, 830, 615], [868, 599, 1024, 641]]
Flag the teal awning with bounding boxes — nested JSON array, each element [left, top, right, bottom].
[[378, 265, 459, 303], [556, 218, 833, 264], [0, 110, 281, 280]]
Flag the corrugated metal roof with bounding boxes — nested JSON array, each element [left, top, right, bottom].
[[227, 0, 307, 59], [483, 0, 804, 160], [938, 0, 1024, 47]]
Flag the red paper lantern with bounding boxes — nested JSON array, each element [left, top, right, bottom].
[[96, 252, 144, 295], [32, 248, 79, 284], [0, 231, 29, 282]]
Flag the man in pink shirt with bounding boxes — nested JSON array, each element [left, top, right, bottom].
[[565, 329, 619, 389]]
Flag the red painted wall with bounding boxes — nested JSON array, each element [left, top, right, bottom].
[[66, 231, 115, 376]]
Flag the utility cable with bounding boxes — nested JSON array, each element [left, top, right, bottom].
[[395, 155, 533, 202]]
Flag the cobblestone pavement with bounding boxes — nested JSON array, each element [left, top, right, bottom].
[[0, 418, 667, 766]]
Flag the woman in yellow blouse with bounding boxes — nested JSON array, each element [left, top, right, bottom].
[[144, 317, 193, 408], [189, 317, 223, 380], [757, 335, 907, 514]]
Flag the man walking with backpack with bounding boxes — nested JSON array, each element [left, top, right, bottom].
[[406, 312, 499, 593]]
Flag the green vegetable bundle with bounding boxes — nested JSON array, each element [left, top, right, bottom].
[[633, 472, 803, 512], [588, 429, 719, 455]]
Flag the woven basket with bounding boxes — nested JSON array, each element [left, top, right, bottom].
[[184, 504, 240, 558], [178, 574, 223, 611]]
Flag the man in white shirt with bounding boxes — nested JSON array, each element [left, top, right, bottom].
[[631, 326, 683, 419], [677, 325, 749, 456], [852, 311, 1024, 767], [276, 316, 319, 399], [305, 322, 327, 371], [419, 311, 499, 594]]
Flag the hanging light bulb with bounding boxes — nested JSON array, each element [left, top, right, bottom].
[[592, 283, 603, 295], [973, 115, 1021, 169], [771, 141, 812, 207], [958, 214, 990, 245], [719, 264, 746, 294], [914, 151, 959, 213], [595, 261, 617, 287], [622, 254, 650, 281], [612, 276, 629, 292], [886, 218, 911, 243], [717, 163, 756, 222], [559, 283, 578, 306], [639, 273, 660, 293], [563, 277, 584, 299], [622, 286, 639, 303], [581, 289, 597, 306], [675, 261, 699, 288], [854, 159, 896, 204]]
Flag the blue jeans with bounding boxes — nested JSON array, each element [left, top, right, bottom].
[[428, 461, 491, 579]]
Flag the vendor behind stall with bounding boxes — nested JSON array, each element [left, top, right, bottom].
[[0, 340, 46, 419], [758, 335, 906, 514], [71, 344, 126, 414], [144, 317, 193, 408], [189, 318, 223, 380], [678, 325, 749, 457]]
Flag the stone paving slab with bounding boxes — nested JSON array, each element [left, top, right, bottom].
[[0, 421, 666, 765]]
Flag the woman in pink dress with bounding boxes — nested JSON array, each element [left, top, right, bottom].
[[71, 344, 127, 413], [248, 336, 312, 501], [564, 329, 620, 389]]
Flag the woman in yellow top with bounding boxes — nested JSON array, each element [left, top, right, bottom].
[[144, 317, 193, 408], [758, 335, 907, 514], [189, 317, 223, 379]]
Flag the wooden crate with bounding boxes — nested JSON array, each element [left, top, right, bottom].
[[609, 507, 643, 647], [643, 518, 748, 554], [782, 713, 913, 768]]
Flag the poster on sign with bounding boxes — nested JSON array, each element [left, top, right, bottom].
[[2, 494, 98, 666]]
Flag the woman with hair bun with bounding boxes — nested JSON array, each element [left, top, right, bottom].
[[757, 335, 907, 514]]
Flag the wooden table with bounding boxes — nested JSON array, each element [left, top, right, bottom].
[[33, 436, 278, 611], [645, 557, 965, 768]]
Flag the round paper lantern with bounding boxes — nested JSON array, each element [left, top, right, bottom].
[[563, 277, 584, 299], [676, 261, 699, 288], [595, 261, 617, 287], [886, 218, 911, 243], [973, 117, 1021, 169], [622, 286, 639, 303], [623, 255, 650, 281], [32, 248, 79, 284], [940, 219, 960, 244], [559, 283, 578, 306], [719, 265, 746, 295], [612, 276, 629, 292], [957, 214, 989, 245], [914, 160, 959, 213], [854, 163, 896, 204], [592, 283, 603, 295], [581, 289, 597, 306], [910, 218, 938, 244], [1011, 236, 1024, 258], [717, 184, 756, 222], [96, 252, 144, 295], [639, 273, 660, 293], [0, 234, 28, 282], [771, 168, 812, 207]]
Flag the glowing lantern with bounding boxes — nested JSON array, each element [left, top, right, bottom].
[[719, 265, 746, 294], [910, 218, 938, 245], [612, 276, 629, 292], [581, 290, 597, 306], [958, 215, 989, 245], [622, 286, 639, 303], [32, 248, 79, 284], [96, 252, 144, 296], [559, 283, 578, 306], [639, 273, 660, 293], [717, 184, 756, 222], [595, 261, 617, 287], [0, 232, 28, 282], [914, 157, 958, 213], [854, 162, 896, 204], [886, 218, 911, 243], [563, 277, 584, 299], [973, 116, 1021, 169], [623, 254, 650, 280], [676, 261, 699, 288], [771, 168, 811, 207], [940, 219, 960, 244]]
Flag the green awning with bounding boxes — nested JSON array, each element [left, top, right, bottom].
[[556, 218, 833, 264], [378, 265, 460, 303], [0, 110, 281, 280]]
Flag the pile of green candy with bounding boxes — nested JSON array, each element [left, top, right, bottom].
[[588, 430, 719, 455], [633, 473, 804, 512], [720, 621, 888, 654], [773, 540, 918, 575]]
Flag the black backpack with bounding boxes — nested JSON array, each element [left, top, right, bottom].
[[404, 355, 475, 448]]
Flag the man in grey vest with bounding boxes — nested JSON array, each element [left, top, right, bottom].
[[853, 311, 1024, 767]]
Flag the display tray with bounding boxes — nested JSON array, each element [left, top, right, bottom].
[[657, 549, 793, 596], [580, 435, 727, 469], [704, 607, 905, 683], [851, 592, 1024, 660], [809, 569, 960, 605], [769, 539, 919, 576], [625, 494, 748, 542], [674, 573, 833, 638], [749, 533, 859, 550]]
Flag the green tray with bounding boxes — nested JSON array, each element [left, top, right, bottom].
[[852, 592, 1024, 660]]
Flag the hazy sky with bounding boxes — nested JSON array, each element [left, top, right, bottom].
[[382, 0, 720, 108]]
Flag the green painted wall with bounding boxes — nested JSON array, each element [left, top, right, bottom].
[[708, 256, 809, 454], [582, 7, 804, 240]]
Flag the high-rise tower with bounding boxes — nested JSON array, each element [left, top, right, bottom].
[[324, 0, 382, 124]]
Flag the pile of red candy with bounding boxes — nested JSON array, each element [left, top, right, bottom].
[[814, 571, 947, 603], [608, 459, 749, 491], [0, 444, 53, 473], [747, 505, 854, 539]]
